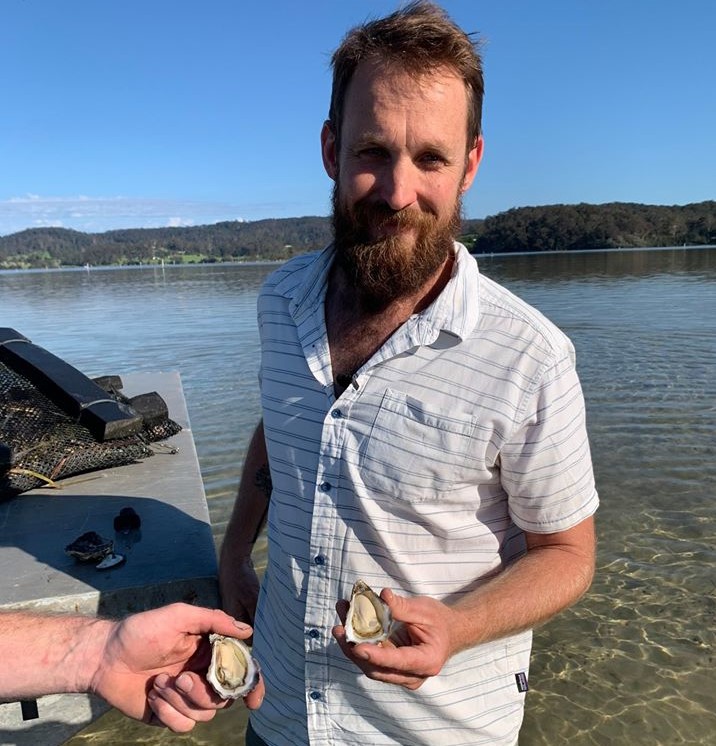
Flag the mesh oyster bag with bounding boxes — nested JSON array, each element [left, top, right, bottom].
[[0, 329, 181, 500]]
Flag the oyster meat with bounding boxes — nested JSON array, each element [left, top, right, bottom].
[[344, 580, 392, 644], [206, 634, 260, 699]]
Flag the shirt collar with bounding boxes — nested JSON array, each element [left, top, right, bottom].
[[418, 241, 480, 341], [274, 241, 480, 340], [274, 245, 334, 323]]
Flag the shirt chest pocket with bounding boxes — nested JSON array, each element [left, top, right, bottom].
[[357, 388, 478, 503]]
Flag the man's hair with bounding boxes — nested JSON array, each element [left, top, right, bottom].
[[328, 1, 484, 149]]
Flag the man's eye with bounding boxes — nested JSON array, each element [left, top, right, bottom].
[[358, 147, 387, 159], [420, 153, 446, 167]]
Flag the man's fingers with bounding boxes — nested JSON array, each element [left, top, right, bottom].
[[153, 669, 265, 715], [359, 669, 426, 689], [168, 604, 254, 639], [354, 640, 428, 671], [152, 672, 229, 719], [243, 674, 266, 710], [147, 689, 207, 733], [379, 589, 423, 624], [332, 627, 427, 688], [335, 622, 438, 679]]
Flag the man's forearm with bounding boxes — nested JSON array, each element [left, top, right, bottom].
[[219, 421, 271, 606], [0, 612, 112, 700], [447, 517, 596, 654], [220, 421, 270, 562]]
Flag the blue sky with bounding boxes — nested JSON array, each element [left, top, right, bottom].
[[1, 0, 714, 236]]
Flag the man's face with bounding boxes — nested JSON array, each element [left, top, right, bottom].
[[322, 60, 482, 310]]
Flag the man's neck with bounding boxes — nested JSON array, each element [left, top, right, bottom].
[[325, 250, 455, 394]]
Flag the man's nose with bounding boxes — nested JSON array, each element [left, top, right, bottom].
[[378, 158, 418, 211]]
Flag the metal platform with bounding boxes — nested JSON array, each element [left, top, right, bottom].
[[0, 371, 219, 745]]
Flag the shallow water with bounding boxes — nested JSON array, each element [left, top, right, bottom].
[[2, 248, 714, 744]]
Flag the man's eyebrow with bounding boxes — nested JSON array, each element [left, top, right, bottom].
[[351, 133, 453, 153], [351, 132, 387, 148]]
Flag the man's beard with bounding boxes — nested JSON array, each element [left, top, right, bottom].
[[331, 184, 462, 313]]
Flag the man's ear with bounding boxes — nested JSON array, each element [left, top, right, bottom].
[[461, 135, 484, 193], [321, 120, 338, 181]]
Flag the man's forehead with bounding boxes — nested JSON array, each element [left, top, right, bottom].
[[340, 60, 470, 147], [347, 58, 466, 100]]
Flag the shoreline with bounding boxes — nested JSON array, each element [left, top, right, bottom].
[[2, 244, 714, 275]]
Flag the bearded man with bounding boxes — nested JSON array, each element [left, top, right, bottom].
[[216, 3, 598, 745]]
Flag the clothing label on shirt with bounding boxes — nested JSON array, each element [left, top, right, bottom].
[[515, 672, 529, 693]]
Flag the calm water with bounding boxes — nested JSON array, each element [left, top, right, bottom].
[[2, 248, 715, 745]]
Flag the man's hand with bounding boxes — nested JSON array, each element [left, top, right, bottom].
[[332, 589, 456, 690], [89, 603, 264, 733]]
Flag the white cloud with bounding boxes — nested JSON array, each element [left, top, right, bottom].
[[33, 218, 64, 228], [0, 195, 254, 236], [9, 194, 42, 203], [167, 217, 195, 228], [0, 193, 321, 236]]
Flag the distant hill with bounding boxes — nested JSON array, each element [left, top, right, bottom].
[[462, 201, 715, 254], [1, 201, 713, 269], [0, 217, 333, 269]]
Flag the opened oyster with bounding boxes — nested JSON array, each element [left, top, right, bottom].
[[344, 580, 392, 644], [206, 634, 260, 699]]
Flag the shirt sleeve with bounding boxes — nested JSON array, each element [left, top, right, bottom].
[[499, 351, 599, 533]]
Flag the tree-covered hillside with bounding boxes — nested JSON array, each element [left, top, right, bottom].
[[0, 217, 333, 269], [462, 201, 715, 254], [0, 202, 713, 269]]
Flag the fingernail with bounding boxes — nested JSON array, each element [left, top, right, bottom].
[[176, 672, 193, 692], [154, 673, 169, 689], [147, 690, 157, 702], [233, 621, 251, 632]]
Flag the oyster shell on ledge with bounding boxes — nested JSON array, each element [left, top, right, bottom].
[[344, 580, 393, 644], [206, 634, 260, 699]]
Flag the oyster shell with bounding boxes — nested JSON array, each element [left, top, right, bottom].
[[64, 531, 113, 562], [344, 580, 392, 644], [206, 634, 260, 699]]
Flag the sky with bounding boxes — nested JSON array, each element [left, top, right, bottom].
[[1, 0, 714, 236]]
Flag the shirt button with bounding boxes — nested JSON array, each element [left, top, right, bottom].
[[319, 481, 331, 492], [314, 555, 325, 566], [310, 691, 322, 701], [331, 409, 342, 419], [308, 628, 320, 639]]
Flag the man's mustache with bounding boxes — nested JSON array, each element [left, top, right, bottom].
[[350, 200, 438, 232]]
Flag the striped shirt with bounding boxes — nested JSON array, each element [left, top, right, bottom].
[[250, 242, 598, 746]]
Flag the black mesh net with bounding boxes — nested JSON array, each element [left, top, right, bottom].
[[0, 361, 181, 499]]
